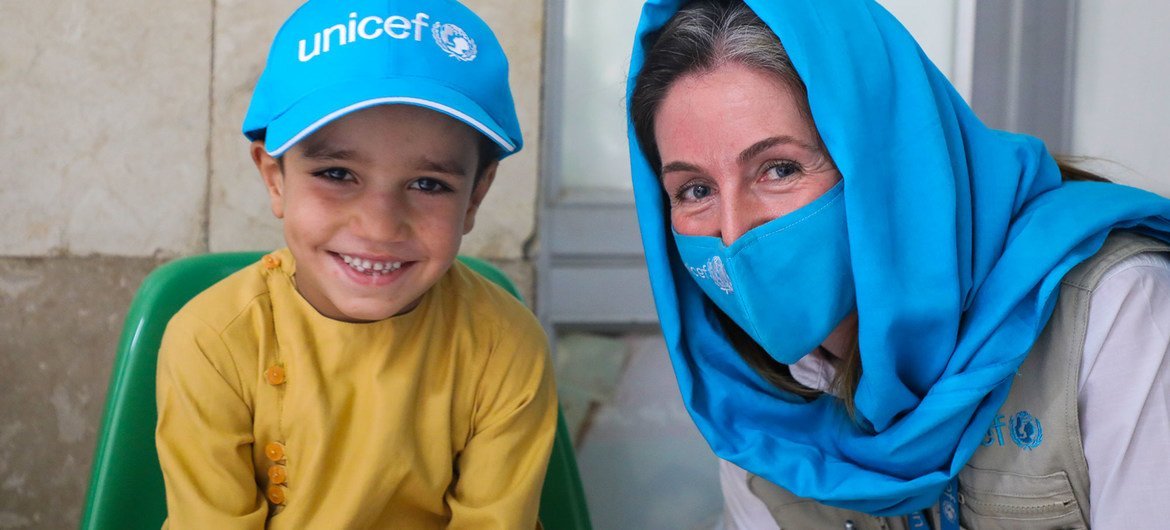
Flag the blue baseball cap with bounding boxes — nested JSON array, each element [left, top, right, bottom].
[[243, 0, 522, 158]]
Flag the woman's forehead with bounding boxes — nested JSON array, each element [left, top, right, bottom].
[[654, 62, 823, 166]]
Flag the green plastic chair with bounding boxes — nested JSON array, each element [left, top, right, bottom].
[[81, 252, 591, 530]]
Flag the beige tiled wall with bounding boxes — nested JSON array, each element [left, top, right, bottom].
[[1, 1, 213, 257], [0, 1, 544, 526], [458, 0, 543, 260], [0, 257, 162, 528], [207, 0, 317, 254]]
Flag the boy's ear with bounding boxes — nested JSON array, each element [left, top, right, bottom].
[[251, 140, 286, 219], [463, 160, 499, 234]]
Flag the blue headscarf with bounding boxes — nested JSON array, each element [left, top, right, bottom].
[[626, 0, 1170, 515]]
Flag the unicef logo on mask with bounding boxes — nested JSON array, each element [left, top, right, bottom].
[[708, 256, 733, 294], [432, 22, 477, 61], [1009, 411, 1043, 450]]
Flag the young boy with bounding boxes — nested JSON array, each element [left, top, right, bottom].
[[154, 0, 556, 528]]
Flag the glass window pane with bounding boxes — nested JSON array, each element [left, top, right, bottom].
[[556, 0, 644, 191]]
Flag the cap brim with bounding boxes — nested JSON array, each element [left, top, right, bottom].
[[263, 78, 518, 157]]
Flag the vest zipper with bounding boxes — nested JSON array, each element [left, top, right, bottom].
[[958, 491, 1076, 516]]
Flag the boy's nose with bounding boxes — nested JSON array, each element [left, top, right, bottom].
[[353, 192, 410, 242]]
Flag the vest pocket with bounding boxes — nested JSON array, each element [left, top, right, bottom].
[[956, 467, 1086, 529]]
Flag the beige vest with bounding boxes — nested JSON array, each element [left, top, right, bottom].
[[747, 232, 1170, 530]]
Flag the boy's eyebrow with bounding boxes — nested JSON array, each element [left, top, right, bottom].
[[298, 137, 472, 176], [416, 156, 472, 178], [299, 138, 364, 162]]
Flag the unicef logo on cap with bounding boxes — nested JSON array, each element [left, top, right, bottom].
[[1009, 411, 1043, 450], [432, 22, 477, 61]]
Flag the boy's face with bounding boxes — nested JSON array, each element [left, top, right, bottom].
[[253, 105, 497, 322]]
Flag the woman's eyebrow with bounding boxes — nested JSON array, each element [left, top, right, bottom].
[[737, 135, 817, 165], [661, 160, 703, 175], [660, 135, 819, 176]]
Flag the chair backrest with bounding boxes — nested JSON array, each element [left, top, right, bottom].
[[81, 252, 591, 530]]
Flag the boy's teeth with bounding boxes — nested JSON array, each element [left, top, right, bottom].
[[339, 253, 403, 274]]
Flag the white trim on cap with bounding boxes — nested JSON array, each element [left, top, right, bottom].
[[268, 96, 516, 156]]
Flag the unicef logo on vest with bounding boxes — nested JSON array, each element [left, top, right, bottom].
[[982, 409, 1044, 450], [1009, 411, 1043, 450], [432, 22, 477, 61]]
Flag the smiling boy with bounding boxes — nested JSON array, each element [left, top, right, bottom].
[[154, 1, 556, 528], [255, 104, 497, 323]]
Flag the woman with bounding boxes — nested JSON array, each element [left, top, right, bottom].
[[626, 0, 1170, 528]]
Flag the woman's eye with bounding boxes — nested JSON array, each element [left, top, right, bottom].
[[675, 183, 713, 203], [411, 177, 453, 194], [688, 184, 712, 200], [764, 161, 801, 180], [313, 168, 353, 182]]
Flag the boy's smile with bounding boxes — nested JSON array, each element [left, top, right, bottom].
[[253, 104, 496, 322]]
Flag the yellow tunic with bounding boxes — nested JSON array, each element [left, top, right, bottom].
[[156, 249, 556, 529]]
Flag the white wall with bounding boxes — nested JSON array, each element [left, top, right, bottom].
[[1071, 1, 1170, 197], [863, 1, 1170, 200], [877, 0, 961, 85]]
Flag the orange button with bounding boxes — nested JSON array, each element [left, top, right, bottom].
[[262, 254, 282, 270], [268, 464, 287, 485], [265, 365, 286, 386], [264, 441, 285, 462], [266, 484, 286, 505]]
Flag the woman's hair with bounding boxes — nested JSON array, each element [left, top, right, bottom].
[[630, 0, 810, 172], [630, 0, 1108, 416]]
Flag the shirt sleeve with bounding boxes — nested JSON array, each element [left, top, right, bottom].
[[446, 313, 558, 530], [1078, 252, 1170, 528], [156, 312, 268, 529], [719, 459, 782, 530]]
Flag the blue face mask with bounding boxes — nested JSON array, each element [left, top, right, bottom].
[[672, 181, 854, 365]]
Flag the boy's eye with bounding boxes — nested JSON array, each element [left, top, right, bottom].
[[410, 177, 454, 194], [312, 168, 354, 182]]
